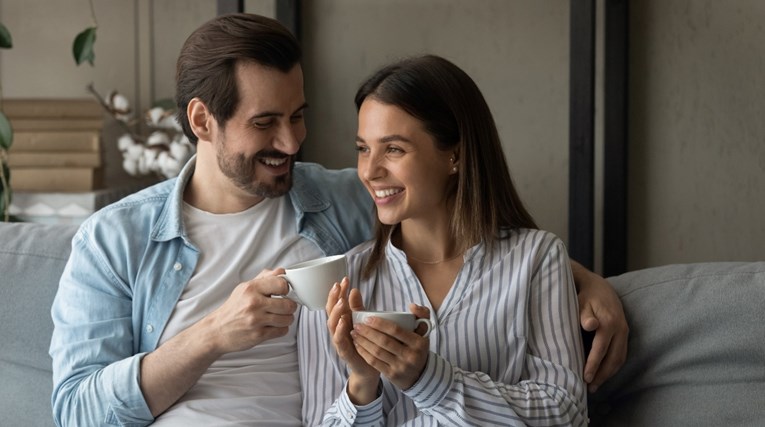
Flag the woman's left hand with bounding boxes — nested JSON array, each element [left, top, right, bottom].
[[351, 303, 431, 390]]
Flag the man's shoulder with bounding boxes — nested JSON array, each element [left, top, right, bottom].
[[294, 162, 359, 187], [292, 162, 369, 205], [80, 179, 175, 232]]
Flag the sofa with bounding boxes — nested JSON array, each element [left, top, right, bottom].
[[1, 221, 763, 426]]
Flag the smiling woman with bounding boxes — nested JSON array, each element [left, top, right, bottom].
[[299, 54, 589, 426]]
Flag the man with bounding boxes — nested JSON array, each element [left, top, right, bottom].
[[50, 13, 626, 426]]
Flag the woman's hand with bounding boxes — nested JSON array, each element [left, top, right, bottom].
[[326, 278, 380, 404], [351, 303, 431, 391]]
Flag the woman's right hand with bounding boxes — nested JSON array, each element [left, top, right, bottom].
[[326, 278, 381, 404]]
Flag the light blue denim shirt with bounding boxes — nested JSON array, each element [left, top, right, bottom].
[[49, 157, 374, 427]]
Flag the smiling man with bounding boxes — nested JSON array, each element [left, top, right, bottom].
[[49, 14, 373, 427]]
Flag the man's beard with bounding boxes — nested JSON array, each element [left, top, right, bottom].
[[216, 139, 294, 199]]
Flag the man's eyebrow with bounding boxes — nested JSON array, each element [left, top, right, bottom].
[[250, 102, 309, 120]]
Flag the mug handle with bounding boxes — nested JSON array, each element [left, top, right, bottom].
[[276, 274, 304, 306], [416, 318, 434, 337]]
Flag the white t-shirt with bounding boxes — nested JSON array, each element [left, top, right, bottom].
[[152, 196, 323, 426]]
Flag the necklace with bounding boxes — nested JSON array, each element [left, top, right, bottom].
[[406, 252, 463, 265]]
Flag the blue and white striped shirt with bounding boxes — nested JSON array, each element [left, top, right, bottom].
[[299, 228, 587, 426]]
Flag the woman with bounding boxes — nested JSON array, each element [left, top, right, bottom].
[[299, 55, 587, 426]]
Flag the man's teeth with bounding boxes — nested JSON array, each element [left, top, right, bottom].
[[261, 157, 287, 166], [375, 188, 402, 198]]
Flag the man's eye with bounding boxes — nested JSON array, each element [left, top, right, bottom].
[[387, 146, 403, 154], [253, 120, 273, 129], [290, 114, 304, 123], [355, 145, 369, 154]]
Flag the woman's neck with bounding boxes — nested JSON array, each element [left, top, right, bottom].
[[395, 217, 460, 264]]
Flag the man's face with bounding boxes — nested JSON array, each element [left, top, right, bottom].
[[215, 61, 307, 200]]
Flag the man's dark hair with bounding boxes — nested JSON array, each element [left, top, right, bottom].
[[175, 13, 301, 144]]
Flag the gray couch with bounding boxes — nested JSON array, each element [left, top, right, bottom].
[[1, 221, 763, 426]]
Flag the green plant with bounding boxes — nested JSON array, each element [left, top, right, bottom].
[[0, 22, 14, 221]]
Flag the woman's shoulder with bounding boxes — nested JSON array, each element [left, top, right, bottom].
[[345, 239, 376, 261], [500, 227, 564, 246]]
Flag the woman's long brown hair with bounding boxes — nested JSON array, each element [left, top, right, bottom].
[[355, 55, 538, 278]]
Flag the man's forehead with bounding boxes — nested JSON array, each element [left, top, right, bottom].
[[234, 61, 305, 110]]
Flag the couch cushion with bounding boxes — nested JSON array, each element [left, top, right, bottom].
[[0, 222, 78, 426], [588, 262, 765, 426]]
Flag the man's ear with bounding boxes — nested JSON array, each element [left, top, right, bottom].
[[188, 98, 214, 142]]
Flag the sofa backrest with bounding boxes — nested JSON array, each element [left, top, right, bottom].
[[589, 262, 765, 426], [0, 222, 78, 426]]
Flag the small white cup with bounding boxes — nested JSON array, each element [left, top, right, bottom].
[[279, 255, 347, 311], [352, 311, 434, 337]]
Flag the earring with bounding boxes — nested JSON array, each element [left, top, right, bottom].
[[451, 166, 458, 173]]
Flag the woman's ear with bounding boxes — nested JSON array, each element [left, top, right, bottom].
[[449, 151, 460, 174], [188, 98, 213, 143]]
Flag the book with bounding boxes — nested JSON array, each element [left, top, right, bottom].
[[2, 98, 104, 118], [10, 167, 102, 192], [7, 152, 101, 168], [10, 118, 104, 131], [10, 131, 101, 152]]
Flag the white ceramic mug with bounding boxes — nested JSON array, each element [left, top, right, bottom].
[[352, 311, 434, 337], [279, 255, 347, 311]]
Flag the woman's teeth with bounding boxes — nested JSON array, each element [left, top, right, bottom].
[[375, 188, 402, 198]]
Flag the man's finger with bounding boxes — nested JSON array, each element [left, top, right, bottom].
[[583, 329, 611, 385], [589, 330, 628, 392], [579, 303, 600, 332]]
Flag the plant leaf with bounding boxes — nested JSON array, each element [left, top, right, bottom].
[[0, 23, 12, 49], [0, 160, 10, 221], [73, 26, 97, 66], [0, 111, 12, 150]]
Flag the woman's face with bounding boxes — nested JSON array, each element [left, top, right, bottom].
[[356, 99, 456, 226]]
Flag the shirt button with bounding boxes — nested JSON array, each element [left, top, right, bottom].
[[146, 324, 154, 333], [173, 262, 182, 271]]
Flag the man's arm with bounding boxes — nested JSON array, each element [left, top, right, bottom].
[[570, 260, 629, 392], [140, 270, 297, 416]]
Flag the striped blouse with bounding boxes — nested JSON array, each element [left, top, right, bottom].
[[298, 228, 587, 426]]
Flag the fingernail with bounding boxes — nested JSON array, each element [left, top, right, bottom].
[[335, 298, 343, 307]]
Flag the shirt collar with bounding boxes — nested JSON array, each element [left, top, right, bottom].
[[151, 155, 196, 243]]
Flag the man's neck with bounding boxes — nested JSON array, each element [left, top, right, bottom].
[[184, 160, 266, 214]]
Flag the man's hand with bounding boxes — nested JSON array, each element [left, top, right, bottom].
[[140, 269, 298, 416], [204, 269, 298, 354], [570, 261, 629, 392]]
